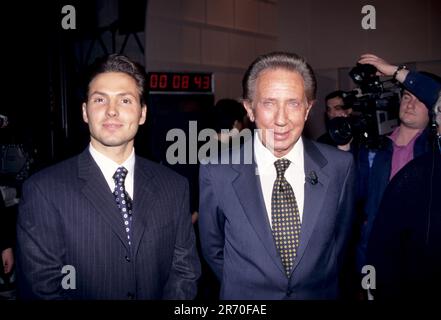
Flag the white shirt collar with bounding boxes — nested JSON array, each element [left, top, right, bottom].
[[253, 132, 305, 225], [88, 144, 136, 198], [254, 132, 304, 169]]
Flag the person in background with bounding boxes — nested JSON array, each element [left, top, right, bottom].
[[317, 90, 353, 151], [366, 91, 441, 300], [210, 98, 248, 148], [358, 54, 441, 109], [355, 53, 440, 277]]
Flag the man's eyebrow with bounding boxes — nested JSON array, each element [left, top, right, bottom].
[[89, 91, 108, 97], [89, 91, 137, 97], [116, 92, 137, 97]]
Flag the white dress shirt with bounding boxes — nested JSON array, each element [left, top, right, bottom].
[[254, 133, 305, 227], [88, 144, 135, 200]]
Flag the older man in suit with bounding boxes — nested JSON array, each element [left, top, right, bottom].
[[199, 52, 355, 299], [16, 54, 200, 299]]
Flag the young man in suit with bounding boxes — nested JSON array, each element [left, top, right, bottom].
[[16, 54, 200, 299], [199, 52, 356, 299]]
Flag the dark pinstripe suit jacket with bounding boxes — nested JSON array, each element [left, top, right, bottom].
[[16, 149, 201, 299]]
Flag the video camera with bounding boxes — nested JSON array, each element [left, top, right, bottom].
[[327, 63, 401, 149]]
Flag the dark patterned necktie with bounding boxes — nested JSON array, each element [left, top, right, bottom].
[[113, 166, 133, 246], [271, 158, 301, 276]]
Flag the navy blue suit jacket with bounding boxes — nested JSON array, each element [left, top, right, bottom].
[[199, 138, 355, 299], [16, 149, 201, 299]]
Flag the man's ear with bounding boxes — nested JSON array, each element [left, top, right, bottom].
[[139, 104, 147, 125], [243, 100, 255, 122], [82, 103, 89, 123], [305, 100, 314, 121]]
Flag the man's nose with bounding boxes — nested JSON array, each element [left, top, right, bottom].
[[106, 100, 118, 117], [406, 97, 418, 110], [275, 105, 287, 125]]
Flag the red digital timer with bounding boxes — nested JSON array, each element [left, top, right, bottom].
[[147, 72, 213, 93]]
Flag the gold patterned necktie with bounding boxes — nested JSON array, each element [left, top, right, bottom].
[[271, 158, 301, 276]]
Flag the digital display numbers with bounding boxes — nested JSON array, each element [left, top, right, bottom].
[[147, 72, 213, 93]]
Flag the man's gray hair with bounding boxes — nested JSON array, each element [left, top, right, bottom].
[[242, 52, 317, 104]]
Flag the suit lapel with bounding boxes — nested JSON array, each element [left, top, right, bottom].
[[131, 157, 159, 257], [77, 149, 130, 251], [290, 139, 330, 275], [231, 140, 286, 275]]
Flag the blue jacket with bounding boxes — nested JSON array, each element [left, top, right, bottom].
[[199, 138, 356, 299], [366, 148, 441, 299], [356, 129, 431, 272]]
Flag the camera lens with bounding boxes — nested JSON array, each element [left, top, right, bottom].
[[349, 63, 377, 84], [328, 117, 353, 145]]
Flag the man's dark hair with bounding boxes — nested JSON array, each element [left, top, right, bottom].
[[83, 54, 147, 105], [211, 99, 246, 133], [325, 90, 345, 103], [242, 52, 317, 104]]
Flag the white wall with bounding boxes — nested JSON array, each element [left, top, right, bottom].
[[278, 0, 441, 138], [144, 0, 279, 101], [144, 0, 441, 138]]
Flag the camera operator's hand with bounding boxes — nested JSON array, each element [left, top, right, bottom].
[[358, 53, 409, 83]]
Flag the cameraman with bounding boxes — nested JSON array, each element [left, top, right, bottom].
[[358, 53, 441, 109], [365, 91, 441, 300], [317, 91, 354, 151], [355, 53, 440, 275]]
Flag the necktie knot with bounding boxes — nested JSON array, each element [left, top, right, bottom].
[[274, 158, 291, 177], [113, 166, 128, 185]]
